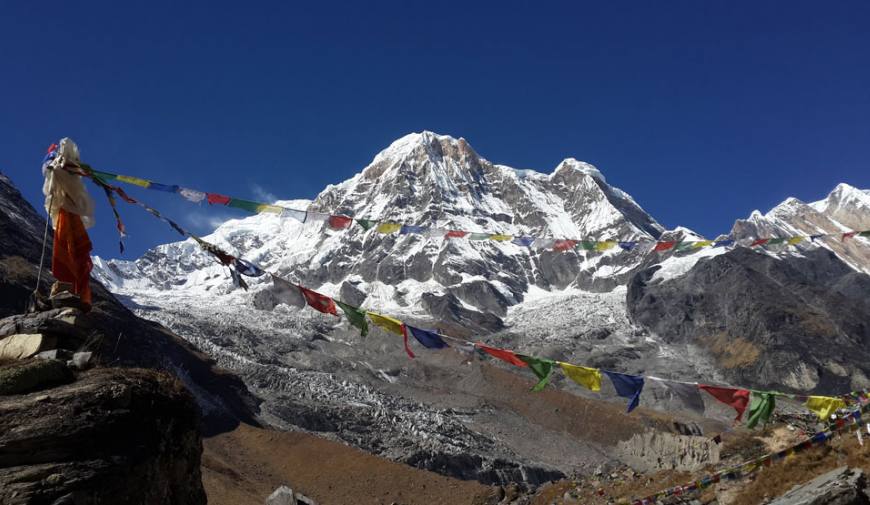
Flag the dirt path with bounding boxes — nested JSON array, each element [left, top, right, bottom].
[[202, 423, 493, 505]]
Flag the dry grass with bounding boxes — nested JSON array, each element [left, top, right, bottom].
[[700, 333, 761, 369]]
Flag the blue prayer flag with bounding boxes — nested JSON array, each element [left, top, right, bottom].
[[400, 225, 427, 235], [512, 237, 534, 247], [235, 258, 265, 277], [713, 239, 735, 248], [604, 371, 644, 413], [810, 234, 824, 242], [149, 182, 180, 193], [618, 241, 637, 251], [406, 325, 449, 349]]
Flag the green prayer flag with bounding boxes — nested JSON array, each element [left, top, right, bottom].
[[90, 169, 118, 181], [228, 198, 262, 213], [860, 231, 870, 237], [746, 392, 776, 428], [767, 238, 786, 246], [469, 233, 489, 240], [335, 300, 368, 337], [356, 219, 376, 231], [579, 241, 596, 250], [517, 354, 555, 392], [675, 241, 694, 252]]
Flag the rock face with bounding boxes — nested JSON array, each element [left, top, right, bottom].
[[768, 466, 870, 505], [627, 247, 870, 392], [0, 366, 206, 505], [615, 430, 719, 472]]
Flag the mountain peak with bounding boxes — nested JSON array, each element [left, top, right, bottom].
[[553, 158, 606, 183]]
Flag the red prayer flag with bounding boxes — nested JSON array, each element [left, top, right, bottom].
[[553, 239, 577, 252], [51, 208, 93, 311], [842, 232, 857, 241], [476, 343, 528, 367], [653, 241, 676, 252], [445, 230, 468, 239], [207, 193, 231, 205], [299, 286, 338, 316], [750, 238, 769, 247], [400, 325, 416, 359], [327, 215, 353, 230], [699, 385, 750, 421]]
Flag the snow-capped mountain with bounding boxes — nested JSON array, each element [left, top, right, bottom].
[[88, 132, 870, 484]]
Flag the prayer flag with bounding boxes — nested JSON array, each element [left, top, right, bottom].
[[750, 238, 769, 247], [475, 343, 527, 367], [746, 392, 776, 428], [469, 233, 490, 240], [299, 286, 337, 316], [804, 396, 846, 420], [367, 312, 414, 358], [532, 238, 556, 249], [517, 355, 555, 392], [229, 198, 262, 213], [257, 204, 284, 214], [116, 174, 150, 188], [595, 240, 617, 251], [328, 215, 353, 230], [559, 363, 601, 391], [489, 233, 512, 241], [271, 275, 305, 308], [406, 325, 449, 349], [401, 225, 427, 235], [578, 240, 596, 251], [553, 239, 577, 252], [810, 234, 824, 241], [860, 231, 870, 237], [654, 241, 676, 252], [235, 258, 265, 277], [356, 219, 376, 230], [604, 371, 644, 413], [426, 228, 448, 239], [787, 236, 804, 245], [207, 193, 231, 205], [842, 231, 857, 241], [699, 385, 750, 422], [713, 239, 734, 248], [51, 208, 93, 311], [512, 236, 534, 247], [179, 188, 207, 203], [445, 230, 468, 239], [376, 222, 401, 234], [229, 268, 248, 290], [767, 238, 786, 246], [693, 240, 713, 248], [618, 241, 637, 251], [335, 300, 369, 337], [149, 182, 179, 193], [282, 208, 307, 222]]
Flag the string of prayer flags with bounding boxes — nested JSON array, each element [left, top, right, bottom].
[[559, 363, 602, 392], [553, 239, 577, 252], [714, 239, 734, 247], [746, 392, 776, 429], [367, 312, 414, 357], [356, 219, 376, 231], [282, 208, 307, 223], [376, 222, 401, 234], [699, 385, 750, 422], [335, 300, 369, 337], [235, 258, 265, 277], [116, 174, 150, 188], [405, 325, 449, 349], [618, 241, 637, 251], [148, 182, 180, 193], [401, 225, 427, 235], [476, 343, 528, 368], [517, 355, 555, 391], [469, 233, 490, 240], [489, 233, 512, 242], [804, 396, 846, 420], [271, 275, 305, 308], [300, 286, 338, 316], [751, 238, 770, 247], [843, 231, 858, 241], [445, 230, 468, 239], [512, 237, 534, 247], [604, 371, 644, 413]]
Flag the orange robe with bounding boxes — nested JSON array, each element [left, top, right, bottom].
[[51, 207, 93, 310]]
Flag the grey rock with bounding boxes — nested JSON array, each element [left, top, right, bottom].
[[68, 351, 93, 370], [265, 485, 297, 505], [768, 466, 869, 505]]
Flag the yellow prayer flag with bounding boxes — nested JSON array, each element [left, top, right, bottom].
[[256, 204, 284, 214], [376, 223, 401, 234], [489, 234, 512, 241], [693, 240, 713, 248], [787, 236, 804, 245], [804, 396, 846, 420], [367, 312, 405, 336], [116, 174, 150, 188], [559, 362, 601, 391], [595, 241, 617, 251]]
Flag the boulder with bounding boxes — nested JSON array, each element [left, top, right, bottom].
[[0, 359, 73, 395], [0, 333, 54, 360], [768, 466, 869, 505]]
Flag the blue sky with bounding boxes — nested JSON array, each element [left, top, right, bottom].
[[2, 1, 868, 257]]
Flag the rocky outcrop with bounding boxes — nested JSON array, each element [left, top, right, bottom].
[[768, 466, 870, 505], [627, 246, 870, 392], [0, 366, 206, 505], [614, 430, 719, 472]]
